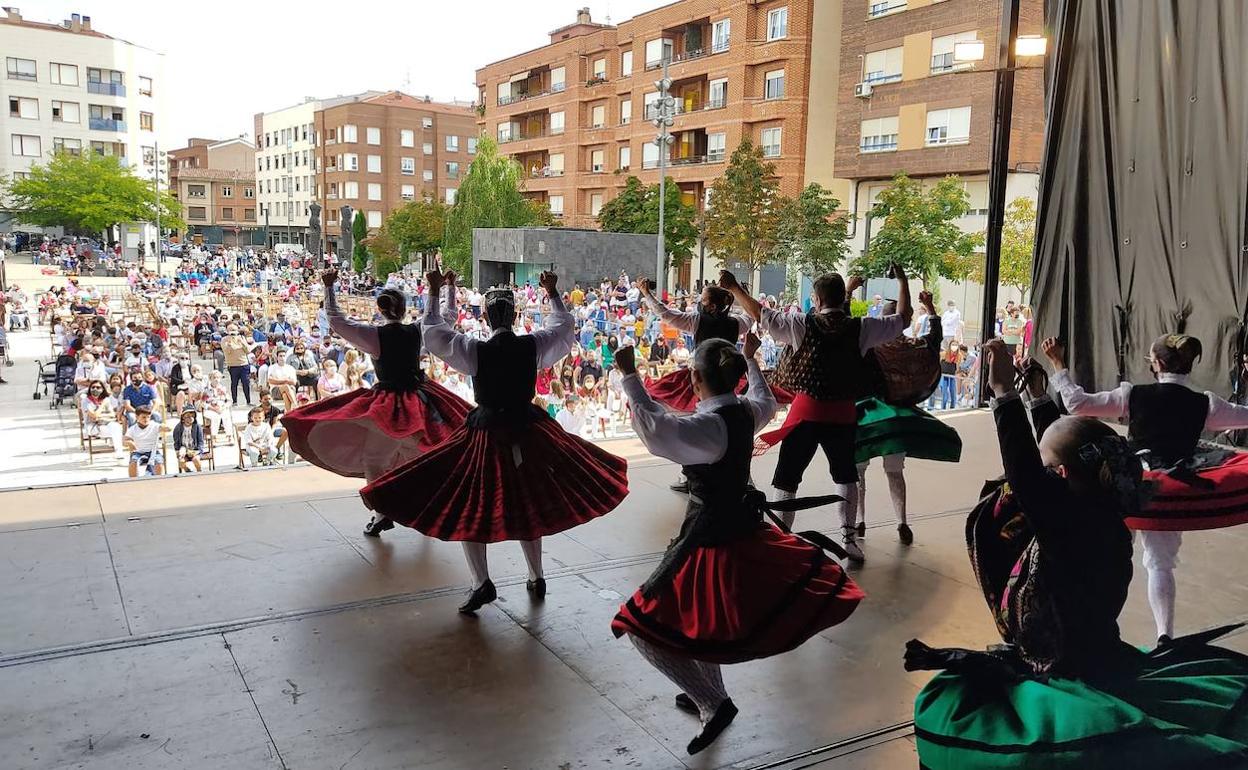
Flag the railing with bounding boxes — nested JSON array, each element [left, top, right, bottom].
[[527, 168, 564, 178], [7, 70, 35, 82], [868, 1, 907, 17], [641, 154, 718, 170], [644, 41, 729, 71], [645, 97, 725, 121], [499, 127, 562, 144], [88, 81, 126, 96], [860, 137, 898, 153], [89, 118, 126, 132], [864, 72, 902, 84], [585, 76, 609, 87]]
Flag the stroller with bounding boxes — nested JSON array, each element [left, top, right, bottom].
[[34, 354, 77, 408]]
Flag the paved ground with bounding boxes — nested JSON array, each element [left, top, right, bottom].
[[3, 411, 1248, 769]]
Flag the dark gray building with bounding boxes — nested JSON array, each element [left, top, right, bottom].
[[472, 227, 658, 290]]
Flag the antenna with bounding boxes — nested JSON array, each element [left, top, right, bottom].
[[605, 0, 611, 24], [402, 69, 411, 91]]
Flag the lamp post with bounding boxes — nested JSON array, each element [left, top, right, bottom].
[[152, 142, 167, 267], [653, 58, 675, 295]]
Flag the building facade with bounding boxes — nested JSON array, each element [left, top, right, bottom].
[[168, 137, 260, 246], [0, 9, 165, 234]]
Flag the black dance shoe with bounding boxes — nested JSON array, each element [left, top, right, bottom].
[[670, 479, 690, 493], [855, 521, 866, 537], [1157, 634, 1173, 648], [526, 578, 547, 600], [363, 516, 394, 537], [674, 693, 699, 716], [687, 698, 738, 755], [897, 524, 914, 545], [458, 580, 497, 614]]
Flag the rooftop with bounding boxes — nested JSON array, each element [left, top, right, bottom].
[[0, 8, 161, 53]]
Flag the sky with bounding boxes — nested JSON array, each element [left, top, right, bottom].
[[22, 0, 662, 148]]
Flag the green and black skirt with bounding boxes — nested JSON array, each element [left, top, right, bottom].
[[854, 398, 963, 465]]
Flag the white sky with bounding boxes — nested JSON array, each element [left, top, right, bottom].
[[20, 0, 661, 148]]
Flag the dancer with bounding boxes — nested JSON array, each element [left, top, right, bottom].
[[361, 270, 629, 614], [906, 339, 1248, 769], [281, 270, 471, 537], [853, 293, 962, 545], [611, 336, 863, 755], [720, 266, 912, 562], [1043, 334, 1248, 642]]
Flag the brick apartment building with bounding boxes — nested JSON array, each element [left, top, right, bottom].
[[476, 3, 843, 287], [168, 137, 261, 247], [311, 91, 477, 252]]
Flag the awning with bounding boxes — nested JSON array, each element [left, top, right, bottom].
[[509, 71, 531, 83]]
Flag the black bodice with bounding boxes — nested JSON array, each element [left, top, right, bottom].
[[374, 323, 426, 391], [1128, 382, 1209, 466]]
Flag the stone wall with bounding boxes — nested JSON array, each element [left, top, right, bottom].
[[472, 227, 658, 289]]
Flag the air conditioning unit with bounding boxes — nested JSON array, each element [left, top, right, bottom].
[[854, 82, 873, 98]]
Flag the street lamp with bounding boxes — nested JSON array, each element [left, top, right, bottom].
[[151, 142, 167, 267], [653, 62, 675, 295]]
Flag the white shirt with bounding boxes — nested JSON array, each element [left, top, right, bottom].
[[125, 422, 161, 453], [242, 422, 275, 450], [324, 286, 383, 357], [1052, 370, 1248, 432], [623, 358, 777, 465], [424, 291, 573, 376], [759, 307, 906, 356], [555, 407, 584, 435], [267, 362, 297, 384], [642, 294, 752, 338]]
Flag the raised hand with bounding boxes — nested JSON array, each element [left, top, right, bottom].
[[321, 268, 339, 288], [636, 277, 651, 297], [984, 339, 1015, 397], [918, 290, 936, 314], [443, 270, 458, 288], [614, 344, 637, 375], [846, 276, 865, 295], [539, 271, 559, 295], [718, 270, 740, 292], [1041, 337, 1066, 370], [425, 270, 444, 295], [743, 331, 761, 360]]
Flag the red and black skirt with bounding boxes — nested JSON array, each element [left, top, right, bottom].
[[611, 525, 864, 664], [1129, 452, 1248, 531], [359, 408, 629, 542], [644, 367, 794, 413], [282, 380, 471, 479]]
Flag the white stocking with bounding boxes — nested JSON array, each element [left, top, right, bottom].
[[855, 463, 868, 526], [837, 482, 859, 536], [629, 634, 728, 722], [462, 542, 490, 589], [519, 538, 544, 581], [363, 469, 391, 527], [776, 488, 796, 529], [1147, 568, 1177, 639], [886, 471, 907, 526]]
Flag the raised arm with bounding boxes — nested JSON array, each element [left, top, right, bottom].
[[532, 271, 575, 368], [1204, 393, 1248, 432], [892, 265, 913, 327], [322, 270, 379, 357], [615, 345, 727, 465], [1042, 338, 1130, 420], [718, 270, 763, 323], [741, 332, 778, 429], [422, 271, 478, 376]]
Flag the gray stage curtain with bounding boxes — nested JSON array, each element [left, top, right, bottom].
[[1032, 0, 1248, 396]]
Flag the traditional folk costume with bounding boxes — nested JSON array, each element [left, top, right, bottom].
[[360, 287, 629, 612], [281, 284, 471, 536], [906, 393, 1248, 769], [612, 351, 863, 755], [1054, 359, 1248, 641], [759, 305, 907, 560]]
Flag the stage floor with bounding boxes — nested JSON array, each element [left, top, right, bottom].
[[4, 409, 1248, 769]]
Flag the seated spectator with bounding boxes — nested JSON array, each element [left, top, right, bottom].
[[317, 358, 346, 400], [123, 406, 164, 477], [79, 380, 125, 461], [75, 352, 108, 392], [288, 341, 319, 400], [172, 408, 207, 473], [202, 371, 231, 442], [266, 348, 298, 410], [122, 370, 160, 426], [241, 406, 277, 466]]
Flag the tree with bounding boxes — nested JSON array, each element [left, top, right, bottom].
[[442, 136, 548, 276], [351, 211, 369, 273], [703, 138, 784, 273], [597, 176, 649, 233], [598, 175, 698, 269], [383, 199, 447, 258], [773, 183, 850, 278], [364, 229, 402, 279], [0, 151, 183, 235], [996, 197, 1036, 299], [852, 173, 984, 286]]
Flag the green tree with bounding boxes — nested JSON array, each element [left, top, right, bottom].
[[442, 136, 547, 276], [351, 211, 369, 273], [773, 183, 850, 278], [597, 176, 649, 233], [383, 199, 447, 258], [703, 138, 784, 272], [996, 197, 1036, 299], [0, 151, 183, 235], [364, 229, 402, 279], [853, 173, 984, 286], [598, 176, 697, 269]]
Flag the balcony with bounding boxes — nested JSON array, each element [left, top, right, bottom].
[[860, 136, 898, 153], [499, 128, 560, 144], [88, 81, 126, 97], [89, 118, 126, 132], [868, 1, 907, 18], [644, 96, 725, 121], [864, 72, 902, 85]]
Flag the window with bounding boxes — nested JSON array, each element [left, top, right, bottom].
[[420, 117, 433, 131], [709, 79, 728, 109], [400, 129, 415, 147], [53, 137, 82, 156], [551, 66, 566, 92], [590, 149, 605, 173], [367, 155, 381, 173], [8, 97, 37, 119], [244, 208, 256, 221], [869, 1, 907, 18], [11, 171, 31, 182], [926, 106, 972, 145], [549, 195, 564, 216], [342, 124, 358, 142], [423, 142, 434, 155], [764, 69, 786, 100], [550, 111, 565, 134], [399, 184, 415, 201], [188, 206, 206, 221], [767, 7, 788, 40], [590, 193, 604, 216], [367, 183, 382, 201], [619, 98, 631, 125], [864, 47, 904, 83], [932, 32, 979, 73], [708, 132, 727, 162], [761, 127, 782, 157], [712, 19, 731, 52], [468, 137, 477, 154], [643, 142, 660, 169], [446, 135, 459, 152], [401, 157, 416, 175], [446, 162, 460, 179], [188, 184, 206, 198], [12, 134, 41, 157], [549, 153, 565, 176], [344, 153, 359, 171], [592, 58, 607, 80], [497, 122, 512, 142], [6, 57, 36, 81], [366, 127, 381, 145], [618, 145, 631, 170], [244, 187, 255, 198], [368, 210, 382, 228], [140, 112, 154, 131], [496, 81, 511, 104], [445, 188, 457, 205], [644, 91, 661, 119], [621, 52, 633, 77], [591, 104, 606, 128], [221, 185, 233, 197], [860, 116, 899, 152], [50, 62, 78, 86], [139, 76, 153, 96], [645, 39, 673, 68], [423, 169, 434, 182], [222, 207, 235, 220], [344, 181, 359, 199]]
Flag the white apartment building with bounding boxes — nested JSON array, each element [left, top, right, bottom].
[[253, 92, 379, 248], [0, 9, 165, 238]]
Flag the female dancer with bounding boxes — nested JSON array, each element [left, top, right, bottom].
[[611, 336, 863, 755], [907, 339, 1248, 769], [1044, 334, 1248, 642], [281, 270, 471, 537], [361, 270, 629, 614]]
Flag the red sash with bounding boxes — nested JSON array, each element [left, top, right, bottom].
[[759, 393, 856, 447]]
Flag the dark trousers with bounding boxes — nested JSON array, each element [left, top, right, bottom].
[[772, 421, 859, 492], [228, 365, 251, 404]]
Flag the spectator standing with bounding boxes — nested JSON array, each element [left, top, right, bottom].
[[221, 324, 252, 405]]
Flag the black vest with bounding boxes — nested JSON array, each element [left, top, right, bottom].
[[683, 402, 755, 510], [1127, 382, 1209, 466], [772, 311, 864, 401], [694, 310, 741, 345], [373, 323, 426, 391], [472, 331, 538, 420]]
